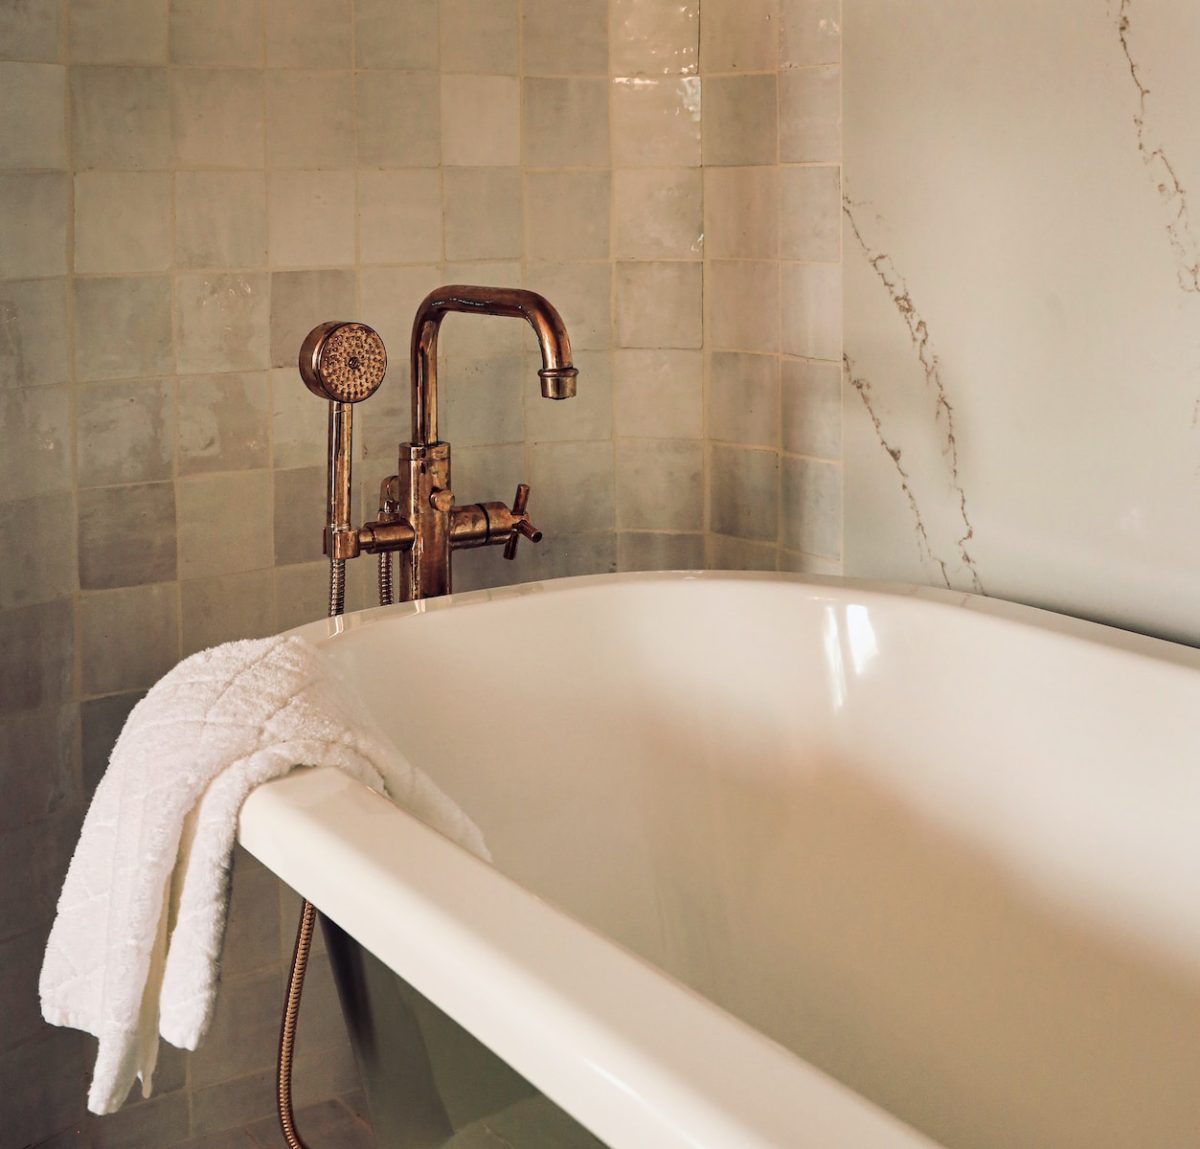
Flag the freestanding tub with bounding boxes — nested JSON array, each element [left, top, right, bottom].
[[239, 572, 1200, 1149]]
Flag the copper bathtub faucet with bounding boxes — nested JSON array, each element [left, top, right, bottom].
[[299, 285, 579, 604]]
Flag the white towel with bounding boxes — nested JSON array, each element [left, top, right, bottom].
[[39, 633, 488, 1116]]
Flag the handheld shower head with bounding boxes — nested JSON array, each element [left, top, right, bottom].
[[299, 321, 388, 403], [299, 322, 388, 573]]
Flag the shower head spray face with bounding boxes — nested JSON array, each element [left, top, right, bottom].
[[299, 321, 388, 403]]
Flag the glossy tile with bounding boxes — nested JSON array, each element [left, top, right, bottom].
[[780, 0, 842, 67], [440, 0, 517, 74], [0, 703, 78, 831], [170, 0, 265, 65], [178, 373, 271, 475], [782, 357, 841, 459], [74, 275, 173, 382], [69, 0, 167, 64], [709, 443, 778, 540], [268, 172, 356, 267], [171, 68, 264, 168], [523, 77, 610, 168], [0, 597, 75, 716], [71, 66, 170, 170], [616, 439, 704, 531], [176, 273, 270, 374], [615, 261, 702, 349], [357, 71, 441, 167], [705, 259, 780, 353], [707, 531, 779, 571], [75, 172, 172, 274], [781, 454, 841, 556], [613, 168, 702, 259], [704, 166, 778, 259], [266, 0, 351, 68], [779, 164, 841, 261], [708, 351, 780, 447], [781, 261, 841, 360], [0, 172, 67, 277], [0, 496, 78, 610], [266, 71, 355, 170], [610, 0, 698, 77], [175, 172, 268, 269], [177, 470, 274, 578], [524, 170, 610, 262], [778, 65, 841, 162], [0, 278, 70, 387], [0, 62, 67, 168], [529, 441, 614, 535], [702, 74, 777, 166], [0, 386, 72, 498], [273, 466, 325, 566], [444, 166, 523, 261], [612, 349, 704, 439], [0, 0, 61, 62], [78, 482, 177, 590], [355, 0, 438, 70], [700, 0, 777, 74], [77, 379, 175, 487], [357, 170, 440, 266], [611, 76, 701, 168], [442, 74, 519, 166], [522, 0, 607, 76], [617, 530, 705, 572]]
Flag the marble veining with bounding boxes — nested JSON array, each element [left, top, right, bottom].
[[843, 197, 982, 592], [1116, 0, 1200, 294], [842, 350, 954, 589], [845, 0, 1200, 644]]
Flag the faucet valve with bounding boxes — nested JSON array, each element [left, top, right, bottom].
[[429, 487, 455, 513], [503, 483, 542, 560]]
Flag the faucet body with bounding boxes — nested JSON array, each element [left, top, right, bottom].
[[307, 286, 577, 604]]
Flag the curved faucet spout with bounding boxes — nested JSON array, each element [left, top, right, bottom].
[[409, 285, 578, 446]]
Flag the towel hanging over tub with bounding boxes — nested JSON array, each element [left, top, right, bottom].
[[39, 632, 489, 1116]]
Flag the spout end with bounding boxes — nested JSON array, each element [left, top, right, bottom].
[[538, 365, 578, 400]]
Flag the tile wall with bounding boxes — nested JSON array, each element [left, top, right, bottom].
[[700, 0, 844, 574], [0, 2, 843, 1146]]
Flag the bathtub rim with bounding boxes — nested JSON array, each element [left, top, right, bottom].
[[286, 568, 1200, 675]]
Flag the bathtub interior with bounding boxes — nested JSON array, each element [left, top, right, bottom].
[[312, 574, 1200, 1149]]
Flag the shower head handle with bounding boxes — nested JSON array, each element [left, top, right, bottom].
[[298, 321, 389, 565]]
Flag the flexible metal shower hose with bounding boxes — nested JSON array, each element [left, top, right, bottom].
[[277, 555, 349, 1149]]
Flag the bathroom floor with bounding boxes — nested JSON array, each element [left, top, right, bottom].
[[237, 1092, 374, 1149]]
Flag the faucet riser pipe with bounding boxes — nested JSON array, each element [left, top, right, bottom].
[[397, 441, 452, 602]]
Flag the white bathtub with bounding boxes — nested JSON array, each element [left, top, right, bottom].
[[239, 572, 1200, 1149]]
